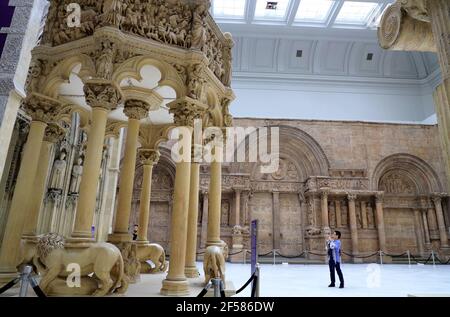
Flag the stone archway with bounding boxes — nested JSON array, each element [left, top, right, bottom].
[[372, 153, 445, 254], [238, 126, 330, 256]]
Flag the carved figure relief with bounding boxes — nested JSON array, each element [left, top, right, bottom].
[[221, 201, 230, 226], [49, 151, 67, 191], [69, 156, 84, 194], [379, 172, 415, 194]]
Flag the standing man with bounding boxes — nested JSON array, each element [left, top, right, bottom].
[[132, 224, 139, 240], [327, 230, 344, 288]]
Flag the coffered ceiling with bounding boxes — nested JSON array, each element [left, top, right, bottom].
[[211, 0, 441, 91]]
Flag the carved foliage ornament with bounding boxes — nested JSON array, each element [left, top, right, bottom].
[[24, 94, 61, 123], [44, 123, 67, 143], [169, 99, 206, 127], [123, 99, 150, 120], [83, 81, 123, 110], [138, 149, 160, 166]]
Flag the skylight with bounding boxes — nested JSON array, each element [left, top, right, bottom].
[[295, 0, 335, 23], [212, 0, 247, 19], [335, 1, 379, 25], [254, 0, 291, 21]]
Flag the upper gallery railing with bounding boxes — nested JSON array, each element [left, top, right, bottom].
[[40, 0, 232, 87]]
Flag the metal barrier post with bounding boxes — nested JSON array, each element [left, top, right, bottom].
[[212, 278, 221, 297], [243, 249, 247, 265], [431, 250, 435, 266], [19, 265, 32, 297], [273, 249, 276, 265], [407, 250, 411, 267], [379, 250, 383, 265]]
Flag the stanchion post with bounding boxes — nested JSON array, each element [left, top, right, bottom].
[[432, 250, 435, 266], [273, 249, 276, 265], [255, 263, 260, 297], [379, 250, 383, 265], [243, 249, 246, 265], [407, 250, 411, 267], [19, 265, 32, 297], [212, 278, 221, 297]]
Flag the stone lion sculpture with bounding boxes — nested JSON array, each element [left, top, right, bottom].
[[36, 233, 128, 296], [203, 242, 228, 288], [136, 243, 167, 273]]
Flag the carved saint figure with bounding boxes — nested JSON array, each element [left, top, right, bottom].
[[69, 157, 84, 193], [191, 5, 207, 49], [96, 40, 115, 79], [50, 151, 67, 190]]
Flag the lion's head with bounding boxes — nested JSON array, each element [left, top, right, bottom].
[[37, 233, 65, 260]]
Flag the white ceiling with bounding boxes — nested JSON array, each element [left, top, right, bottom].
[[212, 0, 441, 87]]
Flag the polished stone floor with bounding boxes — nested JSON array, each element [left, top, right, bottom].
[[2, 262, 450, 297]]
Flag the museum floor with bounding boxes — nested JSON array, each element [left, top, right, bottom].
[[2, 263, 450, 297]]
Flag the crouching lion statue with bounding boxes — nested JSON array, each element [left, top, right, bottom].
[[203, 242, 229, 288], [36, 233, 128, 296], [136, 243, 167, 273]]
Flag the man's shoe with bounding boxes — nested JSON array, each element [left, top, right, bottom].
[[328, 284, 335, 287], [339, 284, 344, 289]]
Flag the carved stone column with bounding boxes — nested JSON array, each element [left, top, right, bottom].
[[272, 190, 280, 250], [375, 193, 387, 253], [185, 145, 202, 278], [206, 138, 223, 247], [136, 149, 160, 244], [200, 190, 209, 249], [335, 200, 342, 228], [71, 81, 122, 243], [347, 193, 360, 262], [233, 188, 242, 226], [22, 123, 66, 239], [413, 209, 425, 256], [422, 209, 431, 248], [162, 97, 205, 296], [0, 94, 59, 284], [360, 201, 368, 229], [379, 0, 450, 192], [110, 100, 150, 242], [321, 189, 330, 235], [432, 194, 449, 248]]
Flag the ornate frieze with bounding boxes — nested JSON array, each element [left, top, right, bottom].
[[200, 174, 250, 191], [306, 176, 369, 192], [41, 0, 232, 86]]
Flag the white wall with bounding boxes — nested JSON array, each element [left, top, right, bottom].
[[230, 84, 437, 124]]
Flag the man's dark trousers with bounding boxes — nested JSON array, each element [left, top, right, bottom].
[[329, 259, 344, 286]]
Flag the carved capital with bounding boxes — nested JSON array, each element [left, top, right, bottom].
[[347, 193, 357, 202], [168, 97, 207, 127], [431, 194, 443, 205], [321, 187, 330, 199], [138, 149, 160, 166], [44, 123, 66, 143], [124, 99, 150, 120], [23, 93, 61, 123], [375, 192, 384, 204], [83, 80, 123, 111]]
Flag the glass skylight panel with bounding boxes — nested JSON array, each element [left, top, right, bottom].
[[254, 0, 291, 21], [335, 1, 379, 25], [295, 0, 335, 23], [213, 0, 247, 19]]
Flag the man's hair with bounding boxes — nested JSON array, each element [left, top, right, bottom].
[[134, 224, 138, 227], [334, 230, 341, 239]]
